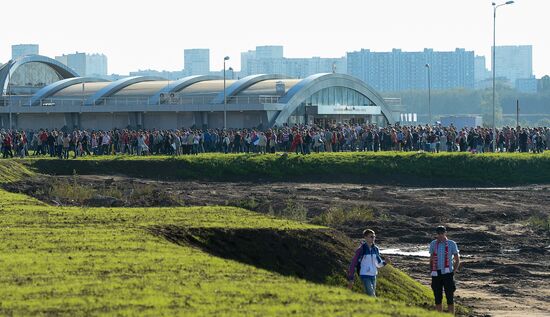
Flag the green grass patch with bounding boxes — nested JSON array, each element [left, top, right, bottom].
[[0, 188, 444, 316], [312, 206, 374, 227], [528, 214, 550, 233], [0, 160, 34, 183], [18, 151, 550, 186]]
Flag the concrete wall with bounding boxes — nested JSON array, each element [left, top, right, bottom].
[[6, 113, 66, 130], [1, 111, 277, 130]]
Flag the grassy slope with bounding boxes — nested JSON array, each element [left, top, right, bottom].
[[0, 162, 440, 316], [0, 160, 34, 183], [22, 151, 550, 185]]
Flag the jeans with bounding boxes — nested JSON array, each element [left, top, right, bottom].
[[360, 275, 377, 297]]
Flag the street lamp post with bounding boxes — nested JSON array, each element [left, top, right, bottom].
[[425, 64, 431, 126], [492, 0, 514, 152], [223, 56, 230, 130], [7, 68, 12, 130]]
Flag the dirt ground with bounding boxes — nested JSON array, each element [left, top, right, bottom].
[[4, 176, 549, 316]]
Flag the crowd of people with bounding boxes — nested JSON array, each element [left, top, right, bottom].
[[1, 124, 549, 159]]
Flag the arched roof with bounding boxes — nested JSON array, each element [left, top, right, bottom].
[[273, 73, 394, 126], [84, 76, 165, 106], [149, 75, 221, 105], [0, 55, 78, 93], [29, 77, 107, 106], [211, 74, 289, 103]]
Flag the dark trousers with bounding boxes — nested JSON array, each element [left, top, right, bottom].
[[431, 272, 456, 305]]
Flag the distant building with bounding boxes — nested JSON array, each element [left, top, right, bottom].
[[538, 75, 550, 93], [86, 53, 108, 76], [255, 45, 283, 59], [492, 45, 532, 85], [515, 77, 537, 93], [184, 49, 210, 76], [347, 48, 475, 92], [440, 115, 483, 129], [240, 50, 256, 76], [12, 44, 39, 59], [56, 52, 86, 76], [285, 57, 346, 79], [474, 55, 491, 88], [55, 52, 108, 77], [240, 45, 346, 78], [129, 69, 185, 80]]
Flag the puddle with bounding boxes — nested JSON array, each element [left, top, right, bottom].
[[381, 247, 474, 258], [402, 187, 548, 192], [380, 248, 430, 257]]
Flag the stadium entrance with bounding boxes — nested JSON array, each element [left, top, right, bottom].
[[313, 116, 367, 127]]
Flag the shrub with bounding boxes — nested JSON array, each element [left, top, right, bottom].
[[312, 206, 374, 227], [528, 215, 550, 233]]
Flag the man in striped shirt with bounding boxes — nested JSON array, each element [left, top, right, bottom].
[[430, 226, 460, 315]]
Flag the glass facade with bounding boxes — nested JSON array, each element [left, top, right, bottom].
[[287, 86, 381, 126], [9, 62, 64, 91], [302, 86, 375, 107]]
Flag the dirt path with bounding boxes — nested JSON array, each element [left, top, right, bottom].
[[4, 176, 549, 316]]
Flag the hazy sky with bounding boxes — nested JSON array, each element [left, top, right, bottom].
[[1, 0, 547, 76]]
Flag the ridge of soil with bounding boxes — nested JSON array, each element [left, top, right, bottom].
[[148, 226, 352, 284]]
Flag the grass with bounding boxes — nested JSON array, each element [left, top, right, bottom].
[[312, 206, 375, 227], [0, 159, 34, 183], [528, 214, 550, 233], [0, 192, 440, 316], [0, 165, 442, 316], [40, 173, 184, 207], [19, 151, 550, 186]]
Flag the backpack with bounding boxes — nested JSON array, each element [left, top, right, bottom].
[[355, 244, 368, 275]]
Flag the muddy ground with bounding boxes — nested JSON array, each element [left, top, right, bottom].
[[4, 176, 550, 317]]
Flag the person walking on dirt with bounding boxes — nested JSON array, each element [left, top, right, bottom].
[[430, 226, 460, 315], [347, 229, 391, 296]]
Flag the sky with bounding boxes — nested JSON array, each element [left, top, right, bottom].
[[1, 0, 548, 76]]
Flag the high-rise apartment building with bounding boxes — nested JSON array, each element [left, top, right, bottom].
[[255, 46, 283, 59], [55, 52, 108, 76], [184, 49, 210, 75], [347, 48, 475, 91], [86, 53, 108, 76], [56, 52, 86, 76], [492, 45, 532, 84], [474, 55, 491, 84], [240, 46, 346, 78], [11, 44, 39, 59]]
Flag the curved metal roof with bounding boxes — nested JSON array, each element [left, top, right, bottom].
[[0, 55, 78, 93], [237, 79, 301, 96], [29, 77, 107, 106], [84, 76, 165, 106], [149, 75, 221, 105], [211, 74, 289, 103], [273, 73, 393, 125]]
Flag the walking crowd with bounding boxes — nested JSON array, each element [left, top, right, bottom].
[[1, 124, 549, 158]]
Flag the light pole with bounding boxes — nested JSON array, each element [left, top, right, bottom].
[[223, 56, 230, 130], [492, 0, 514, 151], [425, 63, 432, 126], [7, 69, 12, 130]]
